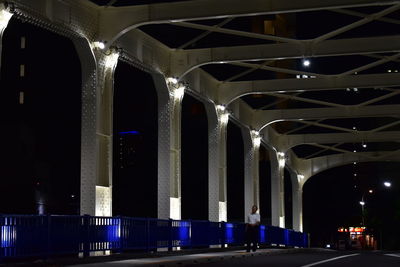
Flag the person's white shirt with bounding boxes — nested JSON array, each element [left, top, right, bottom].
[[247, 213, 260, 225]]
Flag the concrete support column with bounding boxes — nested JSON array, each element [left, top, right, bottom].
[[0, 3, 13, 72], [94, 50, 119, 216], [270, 150, 285, 227], [242, 129, 261, 221], [206, 104, 228, 222], [74, 38, 118, 216], [152, 76, 184, 219], [290, 172, 303, 232]]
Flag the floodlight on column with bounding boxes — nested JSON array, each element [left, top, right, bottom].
[[359, 201, 365, 206], [277, 152, 285, 168], [0, 4, 12, 30], [216, 105, 226, 112], [302, 59, 310, 67], [166, 77, 178, 85], [104, 51, 119, 70], [219, 113, 229, 125], [173, 85, 185, 100], [297, 174, 305, 183], [251, 130, 261, 147], [93, 41, 106, 50]]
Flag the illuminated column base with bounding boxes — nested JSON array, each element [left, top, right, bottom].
[[95, 186, 112, 217], [170, 197, 181, 220], [219, 201, 227, 222], [279, 216, 285, 228]]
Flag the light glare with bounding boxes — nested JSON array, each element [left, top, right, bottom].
[[302, 59, 310, 67], [384, 181, 391, 188]]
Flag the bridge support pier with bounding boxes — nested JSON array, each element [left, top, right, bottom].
[[242, 129, 260, 221], [270, 150, 285, 228]]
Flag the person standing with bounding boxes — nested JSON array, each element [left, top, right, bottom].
[[246, 205, 260, 252]]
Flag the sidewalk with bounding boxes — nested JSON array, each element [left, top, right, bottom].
[[2, 247, 329, 267]]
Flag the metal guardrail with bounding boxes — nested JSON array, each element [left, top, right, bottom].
[[0, 215, 308, 259]]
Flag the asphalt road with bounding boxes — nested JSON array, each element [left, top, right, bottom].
[[188, 251, 400, 267]]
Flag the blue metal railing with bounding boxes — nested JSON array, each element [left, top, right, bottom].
[[0, 214, 308, 260]]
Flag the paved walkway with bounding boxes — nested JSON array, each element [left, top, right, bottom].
[[68, 248, 318, 267]]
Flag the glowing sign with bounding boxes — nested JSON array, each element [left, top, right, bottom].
[[338, 227, 365, 233], [119, 131, 140, 135]]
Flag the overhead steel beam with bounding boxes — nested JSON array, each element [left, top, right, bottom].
[[218, 73, 400, 104], [98, 0, 400, 47], [280, 131, 400, 150], [296, 151, 400, 185], [171, 35, 400, 77], [253, 104, 400, 129]]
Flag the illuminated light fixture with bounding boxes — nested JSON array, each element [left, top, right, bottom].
[[0, 5, 13, 29], [395, 70, 398, 73], [388, 69, 392, 73], [298, 174, 305, 180], [359, 201, 365, 206], [362, 143, 367, 148], [353, 88, 358, 92], [93, 41, 106, 50], [368, 189, 373, 194], [104, 51, 119, 69], [216, 105, 226, 112], [353, 126, 357, 130], [173, 85, 185, 99], [219, 61, 226, 64], [219, 113, 229, 125], [251, 130, 261, 147], [166, 77, 178, 85], [353, 150, 357, 153], [354, 173, 357, 177], [302, 59, 310, 67], [277, 152, 285, 157], [384, 181, 391, 188], [253, 136, 261, 147], [346, 88, 351, 91], [353, 162, 357, 165]]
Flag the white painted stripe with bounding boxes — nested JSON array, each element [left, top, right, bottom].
[[385, 254, 400, 258], [300, 254, 360, 267]]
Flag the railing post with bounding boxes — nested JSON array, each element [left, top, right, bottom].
[[221, 221, 226, 247], [117, 216, 123, 254], [83, 215, 90, 258], [146, 218, 150, 252], [168, 219, 173, 251], [47, 215, 52, 258]]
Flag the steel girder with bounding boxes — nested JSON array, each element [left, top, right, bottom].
[[253, 104, 400, 129], [171, 35, 400, 78], [218, 73, 400, 104]]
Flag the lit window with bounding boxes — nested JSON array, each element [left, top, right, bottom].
[[20, 37, 26, 49], [19, 92, 24, 104], [20, 64, 25, 77]]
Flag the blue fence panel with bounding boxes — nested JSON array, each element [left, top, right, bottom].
[[0, 215, 48, 259], [148, 218, 170, 249], [268, 225, 286, 245], [87, 216, 121, 252], [120, 217, 148, 250], [49, 215, 83, 255], [0, 214, 308, 260], [171, 220, 191, 247], [191, 220, 210, 247], [259, 225, 266, 244]]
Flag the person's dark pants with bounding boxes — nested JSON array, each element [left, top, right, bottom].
[[246, 225, 259, 252]]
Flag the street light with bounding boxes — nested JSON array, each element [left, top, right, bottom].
[[384, 181, 391, 188]]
